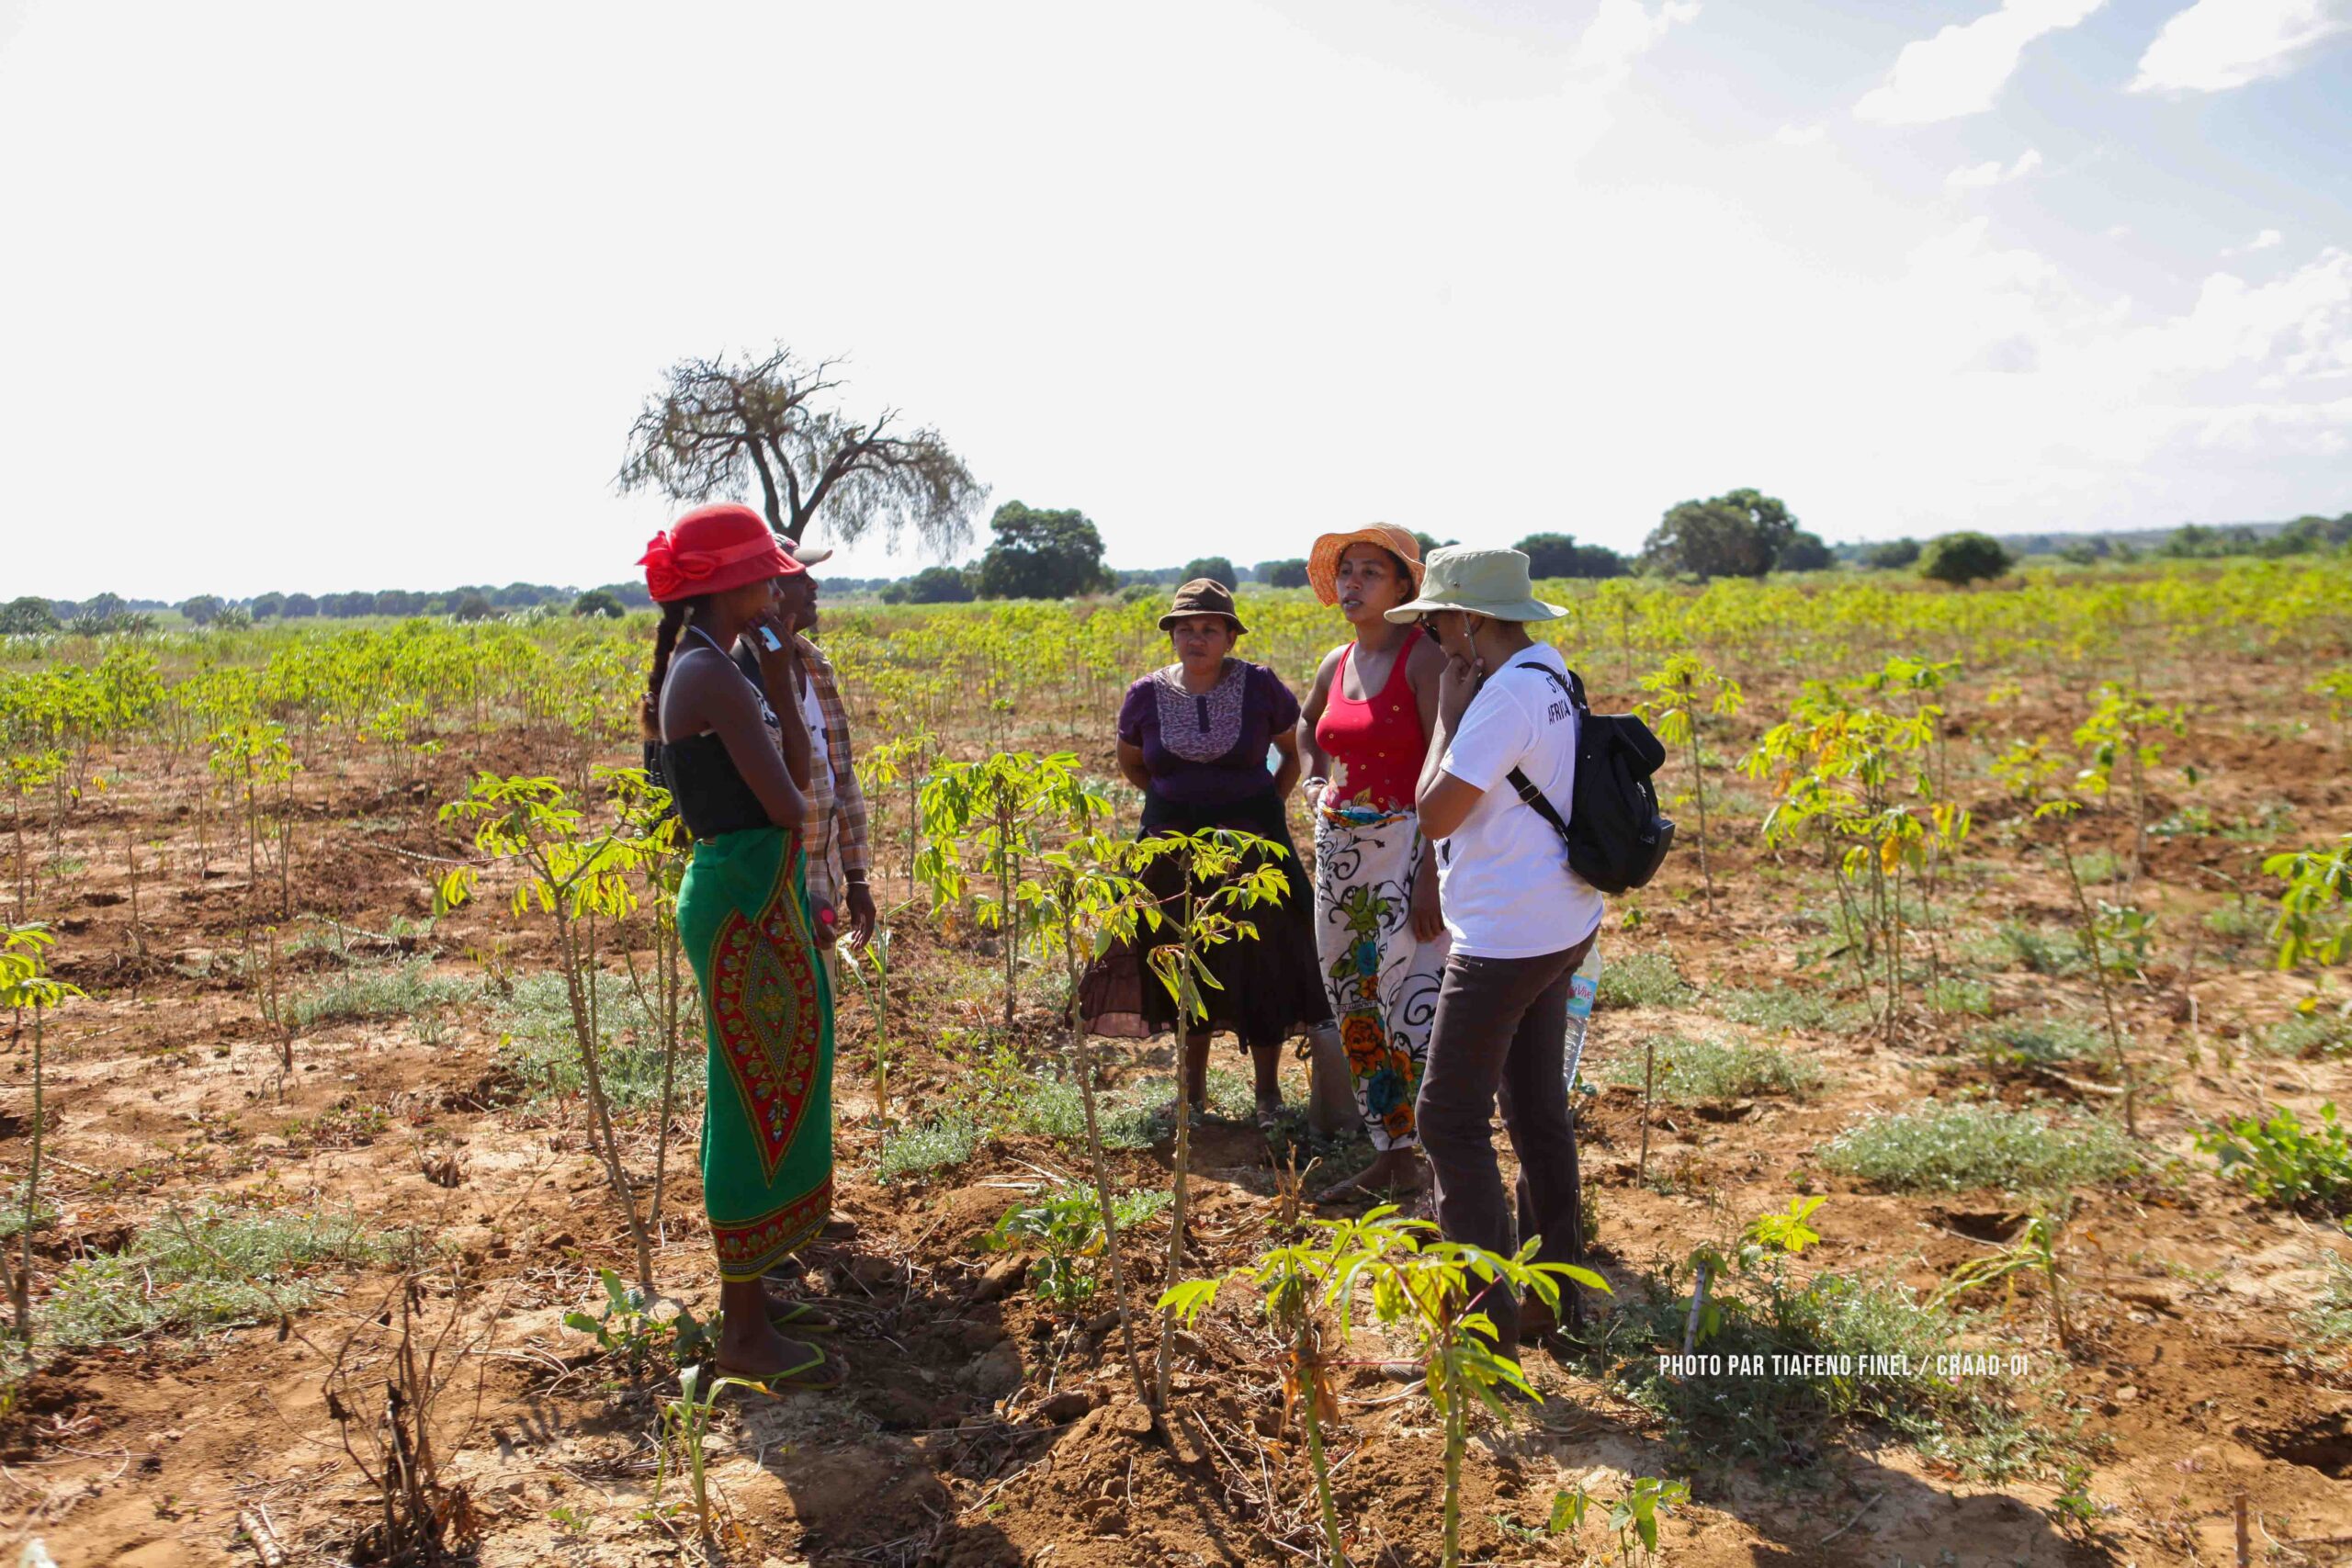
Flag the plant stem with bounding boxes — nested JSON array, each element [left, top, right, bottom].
[[1065, 919, 1148, 1407], [1297, 1342, 1346, 1566], [1441, 1344, 1465, 1568], [2057, 840, 2140, 1137], [17, 1002, 44, 1338]]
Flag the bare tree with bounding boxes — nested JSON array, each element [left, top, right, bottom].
[[618, 345, 987, 551]]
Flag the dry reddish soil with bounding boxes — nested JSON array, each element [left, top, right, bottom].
[[2, 653, 2348, 1568]]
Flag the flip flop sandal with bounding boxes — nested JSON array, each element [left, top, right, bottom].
[[717, 1348, 845, 1392], [767, 1300, 840, 1335]]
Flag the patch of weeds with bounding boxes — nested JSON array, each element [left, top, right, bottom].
[[1995, 922, 2077, 976], [1598, 950, 1691, 1010], [2220, 800, 2296, 843], [43, 1204, 387, 1348], [2294, 1250, 2352, 1373], [985, 1185, 1170, 1310], [876, 1113, 981, 1183], [292, 959, 471, 1029], [0, 1183, 57, 1244], [1577, 1246, 2069, 1481], [490, 970, 688, 1111], [2262, 1011, 2352, 1059], [1708, 987, 1868, 1032], [1011, 1070, 1157, 1151], [2071, 849, 2125, 886], [1201, 1066, 1261, 1122], [1926, 978, 1996, 1017], [1820, 1104, 2140, 1193], [2201, 905, 2267, 946], [1602, 1036, 1824, 1103], [282, 1104, 390, 1150], [2197, 1101, 2352, 1214], [1970, 1017, 2108, 1069]]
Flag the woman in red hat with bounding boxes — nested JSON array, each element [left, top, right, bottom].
[[639, 503, 842, 1388]]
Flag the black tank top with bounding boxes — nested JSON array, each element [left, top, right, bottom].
[[656, 629, 778, 840]]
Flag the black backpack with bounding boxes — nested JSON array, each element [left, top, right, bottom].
[[1503, 662, 1676, 895]]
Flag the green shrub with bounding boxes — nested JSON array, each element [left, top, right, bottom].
[[1580, 1249, 2059, 1479], [44, 1205, 388, 1348], [986, 1186, 1170, 1310], [2262, 1011, 2352, 1059], [1602, 1037, 1824, 1103], [2197, 1102, 2352, 1213], [877, 1113, 981, 1182], [292, 959, 471, 1028], [1917, 532, 2014, 586], [2201, 905, 2266, 945], [1820, 1105, 2139, 1193], [1598, 950, 1690, 1010], [491, 971, 687, 1111], [1707, 987, 1868, 1032], [1926, 978, 1996, 1017], [1011, 1071, 1157, 1150], [1995, 922, 2076, 976], [1970, 1017, 2107, 1068]]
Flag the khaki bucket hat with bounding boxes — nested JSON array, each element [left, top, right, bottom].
[[1384, 547, 1568, 624]]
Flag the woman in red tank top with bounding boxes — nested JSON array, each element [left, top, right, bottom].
[[1296, 525, 1452, 1202]]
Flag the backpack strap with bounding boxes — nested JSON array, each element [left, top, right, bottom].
[[1504, 660, 1580, 850], [1508, 764, 1572, 848]]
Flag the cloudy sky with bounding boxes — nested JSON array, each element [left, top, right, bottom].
[[1, 0, 2346, 598]]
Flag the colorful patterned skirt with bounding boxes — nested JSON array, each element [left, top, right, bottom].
[[676, 826, 834, 1281], [1312, 802, 1450, 1152]]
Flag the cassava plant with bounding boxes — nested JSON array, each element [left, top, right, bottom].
[[1637, 653, 1742, 914], [1993, 739, 2143, 1136], [1126, 826, 1295, 1409], [915, 750, 1094, 1032], [1163, 1207, 1607, 1568], [0, 923, 82, 1340], [2072, 682, 2186, 885], [435, 770, 662, 1290]]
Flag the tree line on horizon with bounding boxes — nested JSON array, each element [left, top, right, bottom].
[[9, 331, 2343, 636]]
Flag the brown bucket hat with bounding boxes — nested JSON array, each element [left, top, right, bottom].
[[1159, 578, 1249, 635]]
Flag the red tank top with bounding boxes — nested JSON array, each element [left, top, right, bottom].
[[1314, 627, 1428, 813]]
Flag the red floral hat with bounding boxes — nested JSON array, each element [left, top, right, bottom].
[[638, 503, 799, 604]]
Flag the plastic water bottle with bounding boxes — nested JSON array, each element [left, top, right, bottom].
[[1563, 941, 1601, 1096]]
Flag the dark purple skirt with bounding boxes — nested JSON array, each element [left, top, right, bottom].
[[1079, 786, 1333, 1050]]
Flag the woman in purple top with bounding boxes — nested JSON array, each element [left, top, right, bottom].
[[1080, 580, 1339, 1127]]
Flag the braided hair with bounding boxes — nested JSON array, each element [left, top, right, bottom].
[[639, 596, 713, 740]]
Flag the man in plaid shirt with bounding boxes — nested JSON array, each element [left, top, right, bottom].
[[729, 537, 875, 950]]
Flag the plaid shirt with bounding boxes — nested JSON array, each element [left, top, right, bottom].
[[796, 633, 869, 912], [720, 636, 868, 913]]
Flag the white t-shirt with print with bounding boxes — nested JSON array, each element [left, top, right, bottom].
[[1433, 641, 1605, 960]]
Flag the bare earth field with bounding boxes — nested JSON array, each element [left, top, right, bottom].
[[3, 620, 2350, 1568]]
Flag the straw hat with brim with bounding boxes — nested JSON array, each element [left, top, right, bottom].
[[1159, 578, 1249, 635], [1384, 547, 1567, 624], [1306, 525, 1426, 606]]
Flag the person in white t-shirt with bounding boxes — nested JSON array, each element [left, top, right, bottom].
[[1387, 546, 1602, 1357]]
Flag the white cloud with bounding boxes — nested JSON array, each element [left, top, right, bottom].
[[1571, 0, 1702, 87], [1772, 121, 1827, 146], [1856, 0, 2106, 124], [2226, 227, 2287, 254], [2132, 0, 2352, 92], [1946, 148, 2044, 188]]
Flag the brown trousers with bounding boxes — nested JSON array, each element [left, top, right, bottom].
[[1412, 927, 1598, 1353]]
